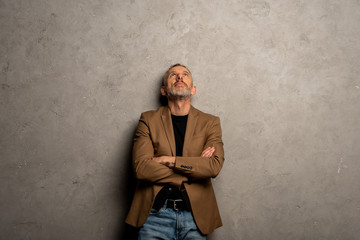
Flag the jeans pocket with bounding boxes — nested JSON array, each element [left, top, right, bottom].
[[149, 205, 167, 215]]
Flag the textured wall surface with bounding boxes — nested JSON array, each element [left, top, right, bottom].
[[1, 0, 360, 239]]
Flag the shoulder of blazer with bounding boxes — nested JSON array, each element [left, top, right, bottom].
[[190, 105, 219, 122], [140, 106, 168, 120]]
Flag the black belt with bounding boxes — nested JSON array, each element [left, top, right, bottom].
[[166, 199, 187, 211]]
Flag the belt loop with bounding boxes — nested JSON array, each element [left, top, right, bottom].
[[164, 199, 168, 209]]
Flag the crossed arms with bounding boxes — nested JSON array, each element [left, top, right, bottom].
[[133, 113, 224, 187], [152, 146, 215, 168], [152, 146, 216, 182]]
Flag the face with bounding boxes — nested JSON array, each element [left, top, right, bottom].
[[161, 66, 196, 100]]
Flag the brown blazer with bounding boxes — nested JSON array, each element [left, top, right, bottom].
[[125, 105, 225, 235]]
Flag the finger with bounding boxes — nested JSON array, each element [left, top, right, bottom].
[[201, 148, 211, 157], [210, 147, 215, 154], [206, 147, 215, 157], [152, 157, 161, 163], [202, 151, 212, 157], [201, 147, 212, 156], [203, 147, 216, 157], [206, 152, 213, 157], [201, 148, 207, 157]]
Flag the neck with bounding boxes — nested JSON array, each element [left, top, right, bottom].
[[167, 97, 191, 116]]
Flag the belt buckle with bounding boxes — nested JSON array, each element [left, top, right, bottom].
[[173, 199, 182, 211]]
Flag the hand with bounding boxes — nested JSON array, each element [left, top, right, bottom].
[[152, 156, 176, 168], [201, 147, 215, 157]]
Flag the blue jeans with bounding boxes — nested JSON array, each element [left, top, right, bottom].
[[138, 201, 206, 240]]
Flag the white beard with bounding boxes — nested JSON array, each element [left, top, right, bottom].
[[165, 87, 191, 100]]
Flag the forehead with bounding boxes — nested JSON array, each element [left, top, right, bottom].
[[168, 66, 191, 74]]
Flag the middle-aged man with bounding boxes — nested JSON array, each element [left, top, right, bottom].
[[125, 63, 225, 239]]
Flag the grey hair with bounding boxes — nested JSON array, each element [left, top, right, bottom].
[[162, 63, 192, 86]]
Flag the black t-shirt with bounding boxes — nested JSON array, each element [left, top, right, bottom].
[[171, 114, 188, 157], [152, 114, 191, 210]]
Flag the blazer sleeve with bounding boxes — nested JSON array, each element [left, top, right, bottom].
[[174, 116, 225, 179], [132, 113, 185, 187]]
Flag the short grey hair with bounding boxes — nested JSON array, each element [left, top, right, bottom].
[[163, 63, 192, 86]]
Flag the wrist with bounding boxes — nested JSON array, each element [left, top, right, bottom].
[[161, 156, 175, 168]]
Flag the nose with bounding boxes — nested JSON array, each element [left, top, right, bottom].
[[176, 74, 183, 81]]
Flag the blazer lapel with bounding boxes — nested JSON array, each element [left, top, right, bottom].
[[161, 106, 176, 156], [183, 105, 198, 156]]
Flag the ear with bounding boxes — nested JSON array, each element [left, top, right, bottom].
[[161, 86, 167, 96], [191, 85, 196, 96]]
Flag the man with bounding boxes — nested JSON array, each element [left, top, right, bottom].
[[125, 64, 225, 239]]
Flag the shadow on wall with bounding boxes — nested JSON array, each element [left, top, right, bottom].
[[116, 123, 139, 240], [115, 77, 166, 240]]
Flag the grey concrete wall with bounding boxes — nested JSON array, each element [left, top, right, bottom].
[[1, 0, 359, 239]]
